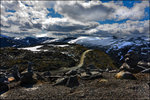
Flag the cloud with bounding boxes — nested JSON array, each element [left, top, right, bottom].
[[85, 20, 150, 37], [54, 1, 115, 22], [0, 1, 149, 38], [54, 1, 149, 22], [109, 1, 149, 20]]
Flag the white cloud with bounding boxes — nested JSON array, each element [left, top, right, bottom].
[[54, 1, 114, 22], [0, 1, 149, 38], [86, 20, 150, 37], [109, 1, 149, 20]]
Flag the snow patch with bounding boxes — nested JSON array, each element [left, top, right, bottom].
[[19, 45, 43, 51], [113, 42, 133, 50], [43, 38, 59, 43], [49, 44, 69, 47]]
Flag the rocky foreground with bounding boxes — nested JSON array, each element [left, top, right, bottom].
[[0, 43, 149, 99]]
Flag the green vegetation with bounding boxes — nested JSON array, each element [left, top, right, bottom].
[[84, 49, 117, 70]]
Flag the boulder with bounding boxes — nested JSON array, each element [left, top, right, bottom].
[[115, 71, 137, 80], [66, 75, 79, 88], [0, 83, 9, 94], [20, 72, 36, 85]]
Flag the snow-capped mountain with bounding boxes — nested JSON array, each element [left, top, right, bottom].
[[67, 36, 150, 63], [1, 34, 149, 63]]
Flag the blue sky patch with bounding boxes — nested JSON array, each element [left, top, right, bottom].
[[47, 8, 63, 18]]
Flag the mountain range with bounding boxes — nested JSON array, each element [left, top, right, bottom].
[[0, 34, 149, 63]]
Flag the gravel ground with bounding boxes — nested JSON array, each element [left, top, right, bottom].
[[0, 72, 149, 100]]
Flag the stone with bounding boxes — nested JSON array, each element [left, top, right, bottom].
[[28, 62, 33, 73], [20, 72, 36, 85], [0, 83, 9, 94], [120, 63, 131, 71], [66, 75, 79, 88], [8, 77, 15, 82], [43, 71, 51, 77], [12, 65, 20, 81], [90, 71, 102, 79], [53, 77, 68, 86], [137, 61, 150, 68], [109, 70, 117, 73], [148, 82, 150, 87], [79, 72, 91, 80], [65, 70, 77, 76], [34, 73, 45, 81], [8, 81, 21, 89], [133, 65, 146, 73], [0, 76, 8, 84], [141, 68, 150, 73], [115, 71, 137, 80]]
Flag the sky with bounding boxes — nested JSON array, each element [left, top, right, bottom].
[[0, 0, 149, 38]]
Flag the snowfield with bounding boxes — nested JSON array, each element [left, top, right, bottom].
[[68, 36, 116, 46]]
